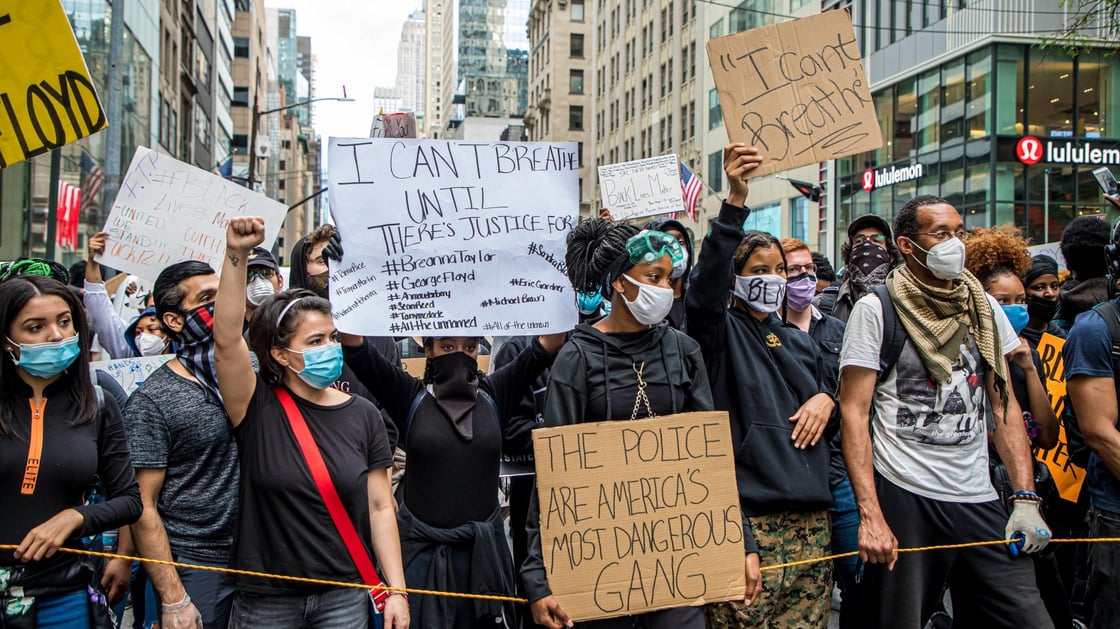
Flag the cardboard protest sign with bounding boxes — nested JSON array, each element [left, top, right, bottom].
[[0, 0, 108, 168], [706, 10, 882, 178], [597, 155, 683, 221], [95, 147, 288, 282], [371, 112, 418, 139], [1034, 333, 1085, 503], [327, 138, 579, 336], [90, 355, 174, 396], [532, 412, 746, 621]]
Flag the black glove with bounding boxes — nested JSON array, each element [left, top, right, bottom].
[[323, 231, 344, 263]]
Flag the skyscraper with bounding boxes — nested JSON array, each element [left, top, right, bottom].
[[395, 9, 427, 128]]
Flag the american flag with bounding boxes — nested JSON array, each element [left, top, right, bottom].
[[680, 162, 703, 222], [80, 152, 104, 215], [56, 181, 81, 251]]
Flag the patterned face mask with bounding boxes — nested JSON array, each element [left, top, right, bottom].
[[172, 302, 222, 403]]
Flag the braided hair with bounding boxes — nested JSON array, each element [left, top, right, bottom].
[[732, 230, 785, 275], [565, 218, 641, 296]]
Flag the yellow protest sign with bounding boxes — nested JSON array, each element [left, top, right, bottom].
[[532, 412, 746, 622], [0, 0, 107, 168], [706, 11, 883, 178], [1035, 333, 1085, 503]]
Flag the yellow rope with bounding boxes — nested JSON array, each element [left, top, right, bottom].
[[5, 537, 1120, 602]]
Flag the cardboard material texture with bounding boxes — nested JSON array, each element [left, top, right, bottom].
[[371, 112, 418, 139], [598, 155, 683, 221], [0, 0, 108, 168], [706, 10, 883, 178], [1034, 333, 1085, 503], [532, 411, 746, 621]]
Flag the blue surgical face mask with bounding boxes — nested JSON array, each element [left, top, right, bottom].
[[285, 342, 343, 389], [576, 291, 604, 315], [7, 334, 81, 378], [1001, 304, 1029, 335]]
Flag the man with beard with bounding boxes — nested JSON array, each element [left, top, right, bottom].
[[122, 261, 237, 628], [817, 215, 900, 322]]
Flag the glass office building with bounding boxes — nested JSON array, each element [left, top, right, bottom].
[[458, 0, 530, 118]]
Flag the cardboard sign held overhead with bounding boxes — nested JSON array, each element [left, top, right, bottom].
[[0, 0, 108, 168], [327, 138, 579, 337], [96, 147, 288, 282], [598, 155, 683, 221], [532, 412, 746, 622], [707, 10, 883, 178]]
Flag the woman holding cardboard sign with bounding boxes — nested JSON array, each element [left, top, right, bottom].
[[686, 144, 836, 628], [522, 220, 715, 629]]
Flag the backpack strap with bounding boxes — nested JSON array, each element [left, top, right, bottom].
[[816, 285, 839, 316], [872, 284, 906, 383], [1092, 301, 1120, 362]]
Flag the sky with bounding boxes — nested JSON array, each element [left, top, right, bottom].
[[274, 2, 420, 145]]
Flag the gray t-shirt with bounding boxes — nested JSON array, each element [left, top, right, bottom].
[[123, 362, 239, 563]]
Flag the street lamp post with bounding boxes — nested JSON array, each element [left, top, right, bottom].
[[246, 94, 354, 191]]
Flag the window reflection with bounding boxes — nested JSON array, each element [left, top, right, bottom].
[[1026, 51, 1075, 137]]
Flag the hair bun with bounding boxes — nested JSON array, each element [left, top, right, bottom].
[[565, 219, 639, 295]]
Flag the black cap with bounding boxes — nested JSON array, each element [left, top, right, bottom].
[[247, 247, 279, 272], [847, 214, 893, 242]]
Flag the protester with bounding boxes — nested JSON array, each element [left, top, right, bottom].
[[243, 246, 283, 325], [1055, 216, 1111, 332], [339, 274, 563, 626], [84, 233, 170, 359], [813, 251, 837, 295], [123, 260, 239, 629], [0, 275, 142, 627], [816, 214, 899, 321], [687, 145, 835, 628], [779, 237, 859, 627], [838, 195, 1052, 628], [524, 220, 714, 629], [643, 217, 693, 330], [213, 217, 408, 628], [1023, 254, 1067, 345]]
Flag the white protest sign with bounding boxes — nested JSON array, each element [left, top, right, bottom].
[[90, 355, 174, 396], [95, 147, 288, 282], [327, 138, 580, 336], [598, 155, 682, 221]]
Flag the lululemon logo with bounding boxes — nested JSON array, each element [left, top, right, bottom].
[[862, 169, 875, 192], [1017, 136, 1043, 165]]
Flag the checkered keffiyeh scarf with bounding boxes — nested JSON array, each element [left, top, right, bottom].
[[886, 265, 1008, 415]]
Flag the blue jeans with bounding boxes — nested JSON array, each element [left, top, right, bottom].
[[829, 476, 862, 629], [36, 589, 89, 628], [228, 588, 370, 628], [1087, 506, 1120, 629]]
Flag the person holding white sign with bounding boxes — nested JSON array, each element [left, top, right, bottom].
[[687, 145, 836, 628], [212, 217, 408, 628], [523, 220, 714, 629]]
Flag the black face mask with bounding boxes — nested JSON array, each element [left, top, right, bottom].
[[307, 271, 329, 298], [428, 351, 480, 441], [1027, 294, 1060, 323]]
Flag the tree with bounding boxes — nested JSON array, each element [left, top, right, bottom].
[[1045, 0, 1120, 55]]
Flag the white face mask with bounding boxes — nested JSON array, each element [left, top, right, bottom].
[[732, 274, 787, 314], [910, 237, 966, 280], [620, 274, 674, 325], [246, 275, 276, 306], [136, 332, 167, 357]]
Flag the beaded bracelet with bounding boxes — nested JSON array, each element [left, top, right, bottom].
[[1011, 489, 1042, 504]]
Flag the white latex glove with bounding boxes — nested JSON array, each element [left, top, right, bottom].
[[162, 600, 204, 628], [1005, 500, 1051, 554]]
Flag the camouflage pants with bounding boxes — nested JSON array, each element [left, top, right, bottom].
[[706, 510, 832, 629]]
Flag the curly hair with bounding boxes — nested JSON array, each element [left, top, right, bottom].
[[564, 218, 640, 296], [964, 224, 1032, 287], [812, 252, 836, 282], [1060, 215, 1110, 280]]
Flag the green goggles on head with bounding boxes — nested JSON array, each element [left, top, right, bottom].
[[625, 230, 686, 266]]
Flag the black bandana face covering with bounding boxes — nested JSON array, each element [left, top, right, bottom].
[[1027, 294, 1060, 323], [172, 302, 223, 403], [428, 351, 480, 441]]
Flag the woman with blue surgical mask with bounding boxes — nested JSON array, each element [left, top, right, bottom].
[[524, 220, 715, 629], [211, 217, 410, 628], [687, 144, 837, 628]]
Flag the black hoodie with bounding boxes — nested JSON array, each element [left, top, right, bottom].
[[685, 202, 834, 541]]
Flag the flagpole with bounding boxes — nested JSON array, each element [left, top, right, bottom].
[[46, 149, 61, 261]]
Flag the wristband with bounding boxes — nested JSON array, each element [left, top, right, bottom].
[[163, 593, 192, 613], [387, 590, 408, 600], [1011, 489, 1042, 504]]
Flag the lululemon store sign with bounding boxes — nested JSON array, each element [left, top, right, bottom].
[[1016, 136, 1120, 166], [862, 163, 926, 192]]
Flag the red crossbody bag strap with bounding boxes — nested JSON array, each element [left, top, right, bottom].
[[274, 387, 389, 610]]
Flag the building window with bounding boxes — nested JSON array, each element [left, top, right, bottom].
[[708, 89, 722, 130], [570, 69, 584, 94], [231, 134, 248, 151], [232, 86, 249, 107], [572, 0, 585, 21], [233, 36, 249, 58], [791, 196, 808, 242], [571, 34, 585, 58], [708, 150, 723, 193], [569, 105, 584, 130]]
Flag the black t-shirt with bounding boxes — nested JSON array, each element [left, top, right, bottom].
[[231, 376, 393, 594]]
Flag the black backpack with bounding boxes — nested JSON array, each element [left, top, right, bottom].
[[1062, 301, 1120, 469], [816, 285, 840, 317], [871, 285, 907, 383]]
